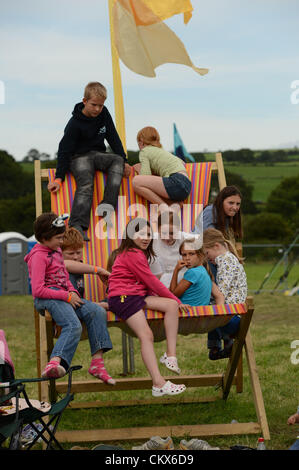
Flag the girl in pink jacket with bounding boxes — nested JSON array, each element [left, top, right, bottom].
[[25, 212, 114, 383], [108, 217, 187, 397]]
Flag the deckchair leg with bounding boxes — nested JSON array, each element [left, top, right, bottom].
[[222, 299, 254, 400], [235, 352, 243, 393], [245, 331, 270, 440], [34, 308, 42, 400], [128, 336, 135, 374], [39, 314, 51, 404], [121, 333, 135, 375], [121, 332, 128, 375]]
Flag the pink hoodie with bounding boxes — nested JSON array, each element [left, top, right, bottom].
[[24, 243, 79, 301], [108, 249, 180, 303]]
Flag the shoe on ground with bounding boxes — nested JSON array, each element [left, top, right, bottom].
[[160, 352, 181, 374], [180, 439, 220, 450], [132, 436, 174, 451], [152, 380, 186, 397], [70, 225, 90, 242]]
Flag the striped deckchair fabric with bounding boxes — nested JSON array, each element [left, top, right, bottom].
[[48, 162, 247, 331]]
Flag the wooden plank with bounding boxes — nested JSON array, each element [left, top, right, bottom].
[[68, 395, 220, 409], [215, 153, 227, 189], [56, 374, 228, 394], [245, 331, 271, 440], [56, 422, 261, 443]]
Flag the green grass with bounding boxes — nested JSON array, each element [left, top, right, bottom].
[[1, 263, 299, 450], [225, 162, 299, 202]]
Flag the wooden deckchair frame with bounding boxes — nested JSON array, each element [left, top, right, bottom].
[[33, 154, 270, 444]]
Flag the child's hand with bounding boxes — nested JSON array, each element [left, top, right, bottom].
[[96, 267, 110, 283], [179, 303, 190, 312], [69, 292, 84, 309], [47, 180, 61, 193], [98, 301, 109, 310], [175, 260, 186, 271], [133, 163, 141, 174], [287, 413, 299, 425], [124, 163, 132, 178]]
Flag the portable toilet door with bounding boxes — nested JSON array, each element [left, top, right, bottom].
[[0, 232, 29, 295]]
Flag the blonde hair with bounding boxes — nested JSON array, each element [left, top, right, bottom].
[[203, 228, 244, 264], [84, 82, 107, 100], [137, 126, 162, 148], [61, 227, 84, 251]]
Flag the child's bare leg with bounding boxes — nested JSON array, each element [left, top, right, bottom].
[[132, 175, 170, 205], [145, 297, 179, 357], [126, 310, 165, 388]]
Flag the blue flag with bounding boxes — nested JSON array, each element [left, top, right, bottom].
[[173, 123, 195, 162]]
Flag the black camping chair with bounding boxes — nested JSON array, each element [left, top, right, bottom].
[[0, 382, 25, 450], [0, 365, 82, 450]]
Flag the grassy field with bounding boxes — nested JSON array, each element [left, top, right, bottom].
[[1, 262, 299, 451], [225, 162, 299, 203]]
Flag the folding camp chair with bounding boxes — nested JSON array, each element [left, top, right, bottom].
[[0, 366, 82, 450], [33, 153, 270, 443], [0, 382, 24, 449]]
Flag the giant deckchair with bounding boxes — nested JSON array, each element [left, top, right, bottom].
[[33, 153, 269, 444]]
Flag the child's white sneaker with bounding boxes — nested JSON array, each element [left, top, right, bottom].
[[160, 353, 181, 374], [152, 380, 186, 397], [132, 436, 174, 450]]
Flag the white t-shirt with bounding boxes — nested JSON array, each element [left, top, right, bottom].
[[150, 231, 201, 288]]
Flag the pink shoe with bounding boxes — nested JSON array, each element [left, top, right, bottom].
[[41, 360, 66, 379], [88, 358, 116, 385]]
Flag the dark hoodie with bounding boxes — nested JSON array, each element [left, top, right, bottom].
[[55, 103, 127, 181]]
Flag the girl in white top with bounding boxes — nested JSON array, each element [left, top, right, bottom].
[[202, 228, 247, 360], [150, 212, 200, 288]]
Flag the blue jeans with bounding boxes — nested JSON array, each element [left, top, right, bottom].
[[69, 150, 125, 230], [208, 315, 240, 350], [289, 438, 299, 450], [34, 297, 113, 367]]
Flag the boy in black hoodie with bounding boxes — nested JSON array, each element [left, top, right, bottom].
[[48, 82, 131, 241]]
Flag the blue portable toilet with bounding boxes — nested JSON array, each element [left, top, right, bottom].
[[27, 235, 37, 294], [0, 232, 29, 295]]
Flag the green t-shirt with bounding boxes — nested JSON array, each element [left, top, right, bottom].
[[139, 145, 186, 177]]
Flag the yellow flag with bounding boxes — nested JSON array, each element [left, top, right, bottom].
[[113, 0, 208, 78], [143, 0, 193, 24]]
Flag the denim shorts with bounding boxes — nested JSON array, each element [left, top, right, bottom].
[[162, 172, 191, 201], [108, 295, 147, 320]]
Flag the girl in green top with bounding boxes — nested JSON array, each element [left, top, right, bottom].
[[133, 126, 192, 206]]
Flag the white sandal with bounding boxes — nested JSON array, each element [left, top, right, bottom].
[[152, 380, 186, 397], [160, 353, 181, 375]]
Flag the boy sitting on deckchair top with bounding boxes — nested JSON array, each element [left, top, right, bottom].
[[47, 81, 131, 242]]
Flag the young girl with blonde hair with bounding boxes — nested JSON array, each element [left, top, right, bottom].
[[202, 228, 247, 360]]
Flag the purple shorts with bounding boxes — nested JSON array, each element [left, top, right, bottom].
[[108, 295, 147, 320]]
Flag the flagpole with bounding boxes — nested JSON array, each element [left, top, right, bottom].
[[108, 0, 127, 153]]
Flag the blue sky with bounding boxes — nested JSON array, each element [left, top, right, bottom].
[[1, 0, 299, 161]]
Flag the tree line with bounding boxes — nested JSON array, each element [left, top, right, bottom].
[[1, 148, 298, 242]]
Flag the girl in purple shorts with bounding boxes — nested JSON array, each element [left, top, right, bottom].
[[108, 217, 187, 397]]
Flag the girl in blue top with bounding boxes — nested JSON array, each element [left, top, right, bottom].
[[169, 238, 224, 306]]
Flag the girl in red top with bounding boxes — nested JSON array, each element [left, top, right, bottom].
[[108, 218, 187, 397]]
